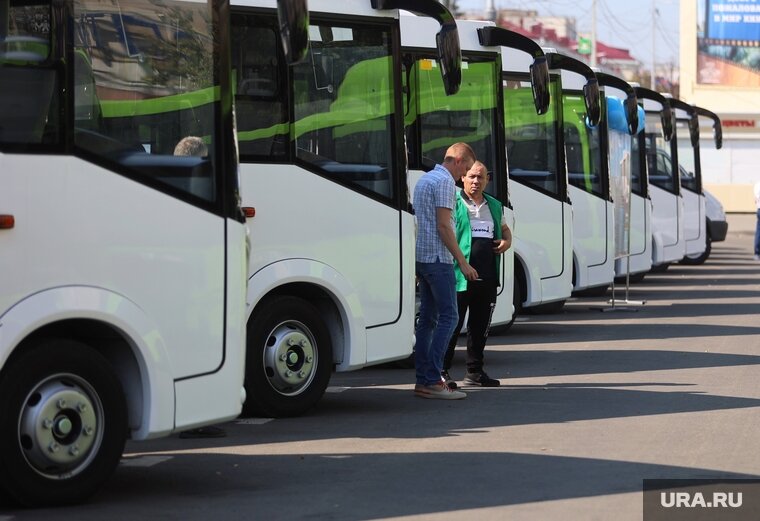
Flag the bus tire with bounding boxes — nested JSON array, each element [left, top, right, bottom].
[[680, 234, 712, 265], [573, 284, 609, 298], [0, 339, 127, 507], [243, 296, 332, 418], [650, 262, 670, 273], [527, 299, 565, 315]]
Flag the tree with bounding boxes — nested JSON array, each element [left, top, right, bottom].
[[441, 0, 461, 17]]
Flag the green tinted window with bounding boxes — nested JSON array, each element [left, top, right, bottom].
[[0, 0, 58, 145], [503, 76, 560, 196], [73, 0, 219, 202], [292, 23, 396, 200], [563, 93, 602, 196], [414, 57, 500, 196]]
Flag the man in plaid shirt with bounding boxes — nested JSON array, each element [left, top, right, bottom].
[[413, 143, 478, 400]]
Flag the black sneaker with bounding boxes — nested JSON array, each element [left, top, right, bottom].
[[441, 370, 458, 390], [464, 371, 500, 387]]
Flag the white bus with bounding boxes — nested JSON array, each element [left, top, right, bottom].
[[644, 94, 685, 271], [500, 47, 596, 314], [401, 19, 518, 329], [231, 0, 461, 416], [0, 0, 306, 505], [682, 107, 723, 264], [477, 26, 551, 327], [547, 53, 617, 297], [617, 87, 674, 282], [671, 99, 707, 264], [590, 73, 641, 286]]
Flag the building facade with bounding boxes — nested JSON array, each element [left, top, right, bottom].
[[681, 0, 760, 212]]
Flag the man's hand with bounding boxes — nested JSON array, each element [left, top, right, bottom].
[[492, 239, 510, 254], [459, 262, 479, 281]]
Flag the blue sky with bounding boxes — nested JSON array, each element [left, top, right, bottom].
[[456, 0, 680, 66]]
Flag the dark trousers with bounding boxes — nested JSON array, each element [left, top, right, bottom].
[[443, 280, 497, 373]]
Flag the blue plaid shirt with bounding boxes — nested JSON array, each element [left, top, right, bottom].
[[414, 164, 456, 264]]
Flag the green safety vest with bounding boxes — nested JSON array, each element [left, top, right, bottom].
[[453, 190, 503, 292]]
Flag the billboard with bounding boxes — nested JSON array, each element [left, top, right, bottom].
[[698, 0, 760, 86]]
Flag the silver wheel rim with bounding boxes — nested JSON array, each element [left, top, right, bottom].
[[17, 373, 105, 480], [262, 320, 317, 396]]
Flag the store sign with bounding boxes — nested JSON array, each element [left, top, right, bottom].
[[722, 119, 757, 127]]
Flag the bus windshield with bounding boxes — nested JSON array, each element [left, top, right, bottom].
[[406, 56, 500, 197], [676, 119, 698, 192], [563, 92, 603, 196], [233, 19, 398, 201], [503, 75, 562, 196], [645, 111, 679, 195]]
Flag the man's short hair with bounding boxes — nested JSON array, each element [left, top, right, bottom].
[[469, 160, 488, 174], [174, 136, 208, 157], [444, 142, 476, 163]]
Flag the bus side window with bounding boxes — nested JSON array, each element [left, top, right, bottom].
[[71, 0, 218, 204], [0, 0, 58, 145], [233, 18, 289, 159]]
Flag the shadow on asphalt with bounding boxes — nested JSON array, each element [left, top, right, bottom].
[[72, 452, 760, 520], [28, 379, 757, 520]]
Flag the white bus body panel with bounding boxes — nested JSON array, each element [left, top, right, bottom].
[[492, 205, 515, 326], [615, 192, 653, 276], [511, 182, 572, 306], [683, 190, 707, 256], [503, 49, 572, 308], [241, 163, 415, 370], [569, 186, 615, 290], [403, 18, 512, 325], [0, 153, 246, 439], [650, 186, 685, 265]]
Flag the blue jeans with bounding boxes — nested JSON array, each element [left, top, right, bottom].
[[415, 261, 459, 386], [755, 209, 760, 255]]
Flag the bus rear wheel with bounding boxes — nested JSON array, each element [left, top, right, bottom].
[[681, 234, 712, 265], [244, 297, 332, 418], [0, 339, 127, 507]]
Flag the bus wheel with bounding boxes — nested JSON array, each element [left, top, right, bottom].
[[528, 299, 565, 315], [0, 339, 127, 507], [244, 297, 332, 418], [650, 262, 670, 273], [681, 234, 712, 265]]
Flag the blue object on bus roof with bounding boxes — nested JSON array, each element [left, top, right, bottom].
[[636, 105, 645, 134], [606, 95, 628, 134]]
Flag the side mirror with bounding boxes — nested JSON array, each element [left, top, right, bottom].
[[623, 94, 639, 135], [661, 105, 674, 142], [436, 22, 462, 96], [689, 113, 700, 148], [583, 78, 601, 126], [277, 0, 310, 64], [713, 121, 723, 149], [529, 56, 550, 115]]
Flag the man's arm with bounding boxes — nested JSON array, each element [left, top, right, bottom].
[[494, 222, 512, 254], [436, 207, 478, 280]]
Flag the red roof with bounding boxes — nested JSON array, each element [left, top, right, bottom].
[[497, 18, 637, 64]]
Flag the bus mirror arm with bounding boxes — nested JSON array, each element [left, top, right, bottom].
[[372, 0, 462, 95], [276, 0, 310, 64]]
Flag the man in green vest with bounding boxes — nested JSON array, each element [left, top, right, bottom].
[[442, 161, 512, 388]]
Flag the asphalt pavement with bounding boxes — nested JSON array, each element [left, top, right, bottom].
[[3, 219, 760, 521]]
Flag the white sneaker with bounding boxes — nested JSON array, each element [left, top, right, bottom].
[[754, 254, 760, 261]]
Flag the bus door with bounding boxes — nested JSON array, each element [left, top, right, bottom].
[[402, 18, 510, 321], [672, 100, 705, 257], [501, 46, 571, 308], [548, 53, 610, 291], [643, 95, 682, 265]]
